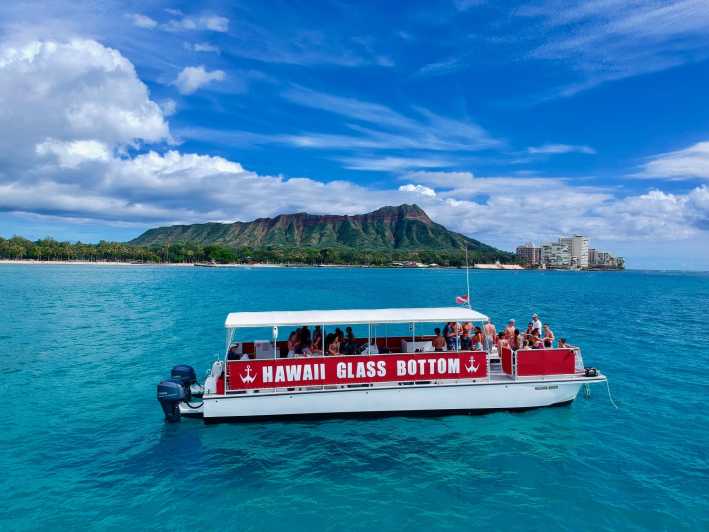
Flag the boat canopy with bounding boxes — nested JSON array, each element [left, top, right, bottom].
[[225, 306, 489, 329]]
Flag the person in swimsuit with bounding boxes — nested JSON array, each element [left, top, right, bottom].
[[432, 327, 446, 351], [472, 326, 484, 350], [504, 319, 516, 343], [484, 321, 497, 352]]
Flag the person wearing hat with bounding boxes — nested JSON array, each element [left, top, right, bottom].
[[531, 313, 543, 337]]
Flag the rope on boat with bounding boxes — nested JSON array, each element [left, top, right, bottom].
[[184, 400, 204, 409], [605, 380, 619, 410]]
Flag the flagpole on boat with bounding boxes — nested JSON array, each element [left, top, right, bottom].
[[465, 245, 471, 309]]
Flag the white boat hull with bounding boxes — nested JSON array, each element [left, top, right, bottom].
[[193, 376, 604, 421]]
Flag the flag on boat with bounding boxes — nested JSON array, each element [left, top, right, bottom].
[[455, 294, 469, 305]]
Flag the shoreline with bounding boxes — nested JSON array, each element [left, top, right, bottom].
[[0, 259, 627, 271]]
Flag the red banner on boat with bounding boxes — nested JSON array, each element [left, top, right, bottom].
[[516, 348, 576, 376], [226, 351, 487, 390]]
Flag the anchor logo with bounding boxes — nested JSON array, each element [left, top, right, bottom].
[[465, 356, 480, 374], [240, 365, 257, 384]]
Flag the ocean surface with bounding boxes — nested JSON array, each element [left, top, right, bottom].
[[1, 265, 707, 531]]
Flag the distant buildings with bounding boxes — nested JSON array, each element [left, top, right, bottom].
[[516, 236, 624, 269], [515, 242, 541, 266]]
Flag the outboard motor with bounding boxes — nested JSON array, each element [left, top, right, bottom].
[[157, 365, 197, 422], [170, 365, 197, 401], [157, 380, 186, 422]]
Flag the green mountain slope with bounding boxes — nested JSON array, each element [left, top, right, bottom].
[[130, 204, 513, 262]]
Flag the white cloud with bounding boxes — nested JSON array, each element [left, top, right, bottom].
[[527, 143, 596, 155], [186, 42, 220, 53], [339, 156, 454, 172], [128, 13, 158, 29], [36, 139, 111, 168], [0, 39, 169, 177], [398, 184, 437, 197], [164, 15, 229, 33], [635, 141, 709, 180], [173, 65, 225, 94]]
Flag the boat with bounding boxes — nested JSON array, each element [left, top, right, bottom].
[[194, 260, 218, 268], [157, 306, 607, 423]]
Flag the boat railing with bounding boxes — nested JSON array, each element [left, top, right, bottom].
[[500, 346, 579, 381]]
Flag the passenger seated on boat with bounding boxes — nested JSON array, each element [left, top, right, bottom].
[[432, 328, 446, 351], [342, 326, 357, 355], [287, 330, 299, 356], [529, 329, 544, 349], [558, 338, 568, 348], [327, 333, 341, 356], [312, 325, 323, 351], [227, 344, 241, 360], [300, 326, 312, 350], [240, 351, 256, 361], [543, 324, 555, 348], [460, 321, 472, 349]]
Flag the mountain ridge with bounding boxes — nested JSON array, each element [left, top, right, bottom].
[[130, 204, 513, 261]]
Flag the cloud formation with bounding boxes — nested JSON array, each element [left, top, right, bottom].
[[518, 0, 709, 95], [527, 144, 596, 155], [0, 37, 707, 255], [635, 141, 709, 180], [174, 65, 225, 94]]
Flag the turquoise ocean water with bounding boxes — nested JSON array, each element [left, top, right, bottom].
[[1, 265, 707, 530]]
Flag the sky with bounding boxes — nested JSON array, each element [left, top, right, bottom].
[[1, 0, 708, 269]]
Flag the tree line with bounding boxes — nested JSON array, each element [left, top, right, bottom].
[[0, 235, 515, 267]]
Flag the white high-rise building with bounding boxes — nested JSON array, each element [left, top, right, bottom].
[[561, 235, 589, 268], [541, 241, 570, 267]]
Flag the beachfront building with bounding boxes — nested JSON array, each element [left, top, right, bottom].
[[560, 235, 589, 268], [519, 237, 623, 270], [541, 241, 571, 268], [515, 242, 541, 266]]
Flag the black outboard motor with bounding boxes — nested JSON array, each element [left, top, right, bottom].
[[157, 365, 197, 422]]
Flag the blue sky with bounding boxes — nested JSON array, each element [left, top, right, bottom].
[[1, 0, 709, 269]]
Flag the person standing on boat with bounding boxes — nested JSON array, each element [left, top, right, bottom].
[[513, 328, 523, 350], [484, 321, 497, 352], [472, 326, 484, 350], [432, 328, 446, 351], [504, 319, 516, 342], [531, 313, 543, 336], [443, 322, 457, 350]]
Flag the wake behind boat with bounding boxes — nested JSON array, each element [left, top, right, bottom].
[[157, 306, 607, 422]]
